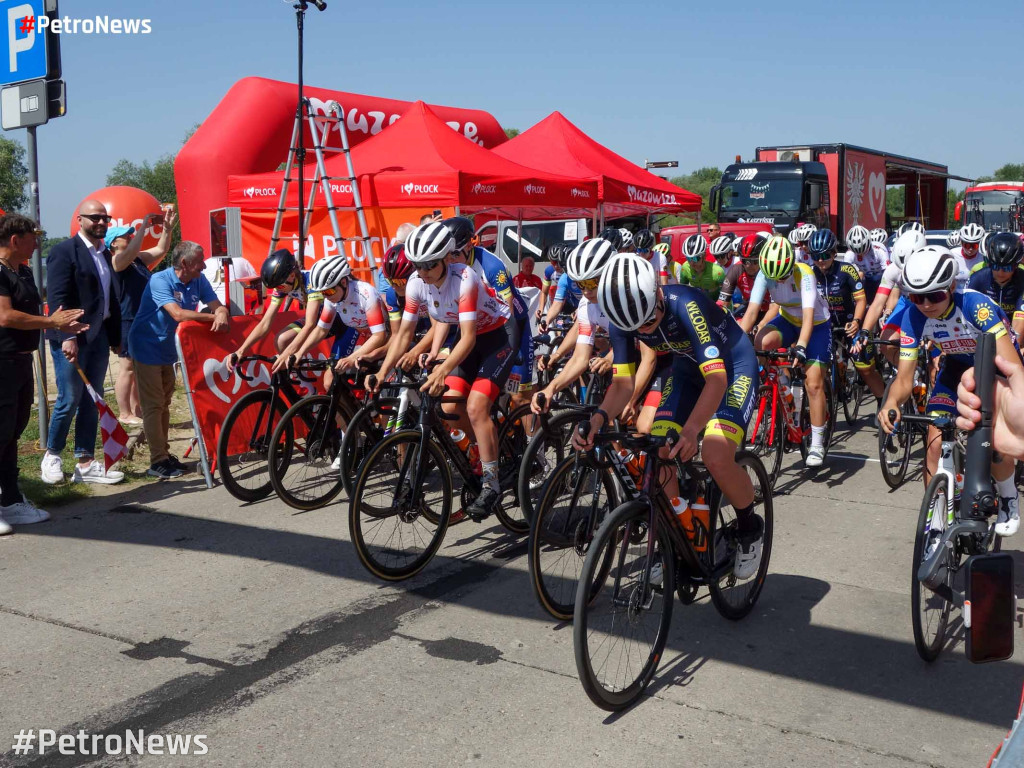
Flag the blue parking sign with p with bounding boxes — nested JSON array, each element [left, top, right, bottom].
[[1, 0, 46, 87]]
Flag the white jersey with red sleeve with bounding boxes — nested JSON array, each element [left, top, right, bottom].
[[403, 262, 510, 333], [316, 279, 387, 334], [649, 251, 671, 284], [575, 296, 610, 347]]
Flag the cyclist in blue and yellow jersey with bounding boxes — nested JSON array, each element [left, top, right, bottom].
[[572, 253, 764, 579], [739, 236, 833, 467], [444, 217, 534, 407], [232, 248, 324, 365], [808, 229, 885, 399], [967, 232, 1024, 339], [878, 245, 1022, 535]]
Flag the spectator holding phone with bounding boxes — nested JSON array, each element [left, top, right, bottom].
[[110, 204, 176, 424], [957, 357, 1024, 459]]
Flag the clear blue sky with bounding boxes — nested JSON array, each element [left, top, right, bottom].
[[21, 0, 1024, 233]]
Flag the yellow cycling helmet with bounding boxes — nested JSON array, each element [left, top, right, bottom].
[[759, 236, 795, 280]]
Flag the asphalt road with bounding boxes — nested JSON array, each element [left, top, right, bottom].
[[2, 417, 1023, 768]]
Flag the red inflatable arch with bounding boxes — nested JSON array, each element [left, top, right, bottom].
[[174, 77, 508, 253]]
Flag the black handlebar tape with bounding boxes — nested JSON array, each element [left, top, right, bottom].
[[960, 332, 997, 520]]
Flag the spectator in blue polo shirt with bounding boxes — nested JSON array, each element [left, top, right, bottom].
[[128, 241, 229, 479]]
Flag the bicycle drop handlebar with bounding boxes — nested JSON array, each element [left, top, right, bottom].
[[231, 353, 318, 383], [961, 332, 998, 519]]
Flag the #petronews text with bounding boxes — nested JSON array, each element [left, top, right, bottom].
[[10, 729, 207, 757]]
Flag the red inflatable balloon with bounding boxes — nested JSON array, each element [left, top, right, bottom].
[[68, 186, 166, 249]]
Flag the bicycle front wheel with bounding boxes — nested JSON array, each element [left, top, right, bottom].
[[349, 431, 452, 581], [878, 418, 912, 489], [841, 361, 864, 427], [269, 395, 345, 511], [574, 501, 674, 711], [529, 455, 618, 621], [217, 389, 290, 502], [518, 410, 590, 524], [708, 451, 773, 620], [911, 473, 954, 662], [749, 385, 784, 488], [494, 404, 534, 535]]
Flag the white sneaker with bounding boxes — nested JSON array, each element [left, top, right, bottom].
[[805, 446, 825, 468], [72, 461, 124, 485], [331, 455, 342, 471], [734, 516, 765, 580], [1, 500, 49, 525], [996, 496, 1020, 537], [40, 453, 64, 485], [648, 560, 663, 589], [0, 514, 12, 535]]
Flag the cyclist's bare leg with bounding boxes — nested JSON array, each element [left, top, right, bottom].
[[857, 362, 885, 399], [755, 326, 783, 352], [805, 362, 827, 428], [467, 391, 498, 462], [878, 325, 900, 367], [441, 387, 472, 439], [702, 434, 754, 510], [275, 326, 299, 353]]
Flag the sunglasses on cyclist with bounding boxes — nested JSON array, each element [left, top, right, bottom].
[[636, 248, 650, 256], [79, 214, 111, 223], [809, 251, 834, 261], [963, 242, 979, 250], [991, 264, 1016, 273], [576, 277, 599, 291], [418, 259, 445, 273], [908, 290, 949, 306]]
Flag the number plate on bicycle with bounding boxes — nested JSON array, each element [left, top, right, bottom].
[[504, 373, 521, 395]]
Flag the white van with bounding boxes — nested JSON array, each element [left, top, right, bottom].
[[475, 218, 590, 274]]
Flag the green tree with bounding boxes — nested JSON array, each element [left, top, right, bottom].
[[977, 163, 1024, 183], [41, 236, 67, 258], [886, 186, 904, 221], [661, 166, 722, 225], [504, 127, 520, 140], [0, 136, 28, 213]]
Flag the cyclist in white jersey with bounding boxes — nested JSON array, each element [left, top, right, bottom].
[[954, 223, 986, 273], [740, 236, 833, 466], [842, 225, 889, 290], [647, 242, 671, 286], [374, 223, 514, 519]]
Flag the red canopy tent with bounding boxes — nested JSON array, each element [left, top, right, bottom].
[[227, 101, 598, 218], [493, 111, 701, 219]]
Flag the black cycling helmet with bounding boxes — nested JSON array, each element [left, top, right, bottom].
[[442, 216, 475, 251], [598, 227, 624, 250], [261, 248, 298, 289], [985, 231, 1024, 269], [634, 228, 656, 251]]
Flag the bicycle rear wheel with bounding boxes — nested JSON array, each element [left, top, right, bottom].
[[349, 431, 452, 581], [798, 377, 834, 463], [911, 473, 955, 662], [494, 404, 534, 535], [529, 455, 618, 621], [708, 451, 773, 620], [518, 410, 590, 524], [841, 360, 864, 427], [339, 397, 407, 497], [269, 395, 345, 511], [217, 389, 291, 502], [574, 501, 674, 711]]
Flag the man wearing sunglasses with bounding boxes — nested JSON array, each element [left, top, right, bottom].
[[879, 246, 1022, 536], [40, 200, 124, 485], [968, 232, 1024, 339]]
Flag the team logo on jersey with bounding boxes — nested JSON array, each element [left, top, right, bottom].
[[705, 345, 720, 358], [974, 305, 991, 323], [495, 271, 507, 287], [855, 282, 863, 290], [933, 331, 949, 338]]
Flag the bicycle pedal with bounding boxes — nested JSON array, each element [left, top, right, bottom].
[[450, 509, 468, 525]]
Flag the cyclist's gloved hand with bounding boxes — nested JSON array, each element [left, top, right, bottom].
[[790, 344, 808, 365]]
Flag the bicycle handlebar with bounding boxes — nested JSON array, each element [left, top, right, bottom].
[[961, 332, 998, 519]]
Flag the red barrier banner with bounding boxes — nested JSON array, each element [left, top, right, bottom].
[[175, 313, 333, 474]]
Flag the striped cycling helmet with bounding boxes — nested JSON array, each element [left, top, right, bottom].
[[709, 235, 734, 258], [683, 234, 708, 261], [869, 228, 888, 244], [960, 222, 985, 244], [597, 254, 659, 331], [308, 255, 352, 292], [946, 229, 961, 248], [897, 221, 926, 238], [759, 236, 796, 280], [566, 238, 617, 282], [807, 228, 838, 257], [405, 221, 455, 263], [795, 223, 817, 242], [845, 225, 872, 254]]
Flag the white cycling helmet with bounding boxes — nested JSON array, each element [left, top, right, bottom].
[[869, 228, 888, 244], [897, 221, 926, 238], [959, 222, 985, 244], [980, 231, 991, 256], [845, 225, 872, 254], [565, 238, 617, 282], [308, 255, 352, 292], [890, 230, 927, 270], [901, 245, 958, 294], [796, 223, 817, 242], [598, 254, 659, 331], [709, 235, 734, 258], [405, 221, 454, 263], [618, 228, 634, 251], [946, 229, 961, 248], [683, 234, 708, 260], [787, 228, 801, 245]]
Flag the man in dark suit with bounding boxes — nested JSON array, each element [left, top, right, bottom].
[[40, 199, 124, 485]]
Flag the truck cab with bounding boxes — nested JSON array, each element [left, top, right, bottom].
[[956, 182, 1024, 233], [710, 161, 828, 236]]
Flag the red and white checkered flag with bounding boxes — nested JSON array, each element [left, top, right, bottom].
[[75, 365, 129, 471]]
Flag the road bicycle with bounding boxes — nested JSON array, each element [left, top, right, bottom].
[[831, 326, 867, 427], [573, 427, 773, 711], [898, 333, 1004, 662], [347, 368, 527, 581], [266, 358, 365, 511], [874, 338, 931, 489], [216, 354, 317, 502]]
